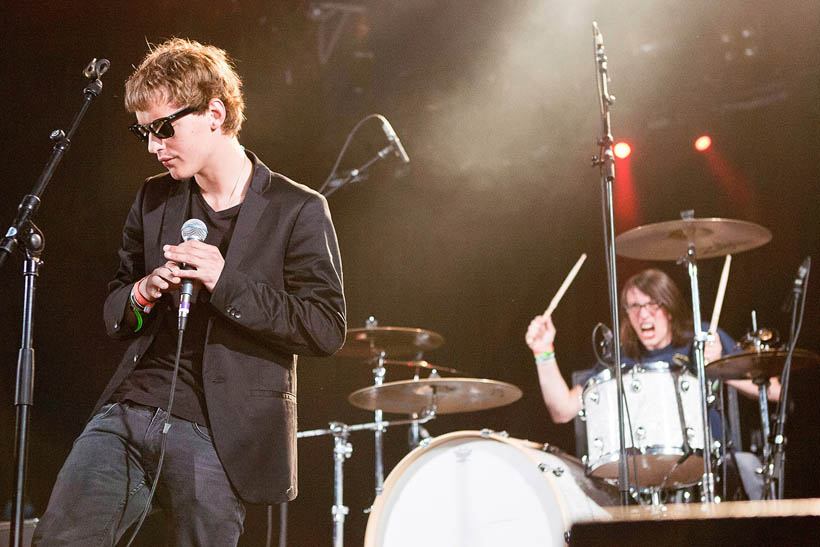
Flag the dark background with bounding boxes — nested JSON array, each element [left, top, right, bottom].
[[1, 1, 819, 545]]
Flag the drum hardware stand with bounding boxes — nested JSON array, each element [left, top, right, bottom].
[[676, 229, 716, 503], [591, 21, 630, 504], [408, 358, 433, 450], [297, 413, 436, 547], [753, 377, 776, 499], [1, 58, 108, 547], [371, 351, 388, 498]]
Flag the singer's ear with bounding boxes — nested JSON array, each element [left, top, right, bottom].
[[206, 98, 227, 132]]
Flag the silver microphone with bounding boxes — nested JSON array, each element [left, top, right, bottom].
[[178, 218, 208, 330]]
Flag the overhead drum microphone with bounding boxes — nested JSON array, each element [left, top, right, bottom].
[[178, 218, 208, 331], [378, 115, 410, 164]]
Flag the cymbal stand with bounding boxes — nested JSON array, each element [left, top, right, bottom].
[[297, 413, 436, 547], [678, 240, 715, 502], [371, 351, 387, 498], [408, 359, 435, 450], [753, 378, 776, 499]]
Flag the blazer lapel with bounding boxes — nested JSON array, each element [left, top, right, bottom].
[[222, 154, 271, 271], [152, 178, 191, 270]]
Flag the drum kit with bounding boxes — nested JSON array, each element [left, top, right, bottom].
[[299, 216, 818, 547]]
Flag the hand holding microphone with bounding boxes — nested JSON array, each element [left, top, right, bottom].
[[162, 219, 225, 294]]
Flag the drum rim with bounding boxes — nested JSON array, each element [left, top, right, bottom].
[[582, 361, 693, 393]]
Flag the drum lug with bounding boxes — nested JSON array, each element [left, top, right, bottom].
[[631, 378, 642, 392], [680, 379, 690, 392], [537, 461, 565, 477], [479, 428, 508, 438], [588, 391, 599, 404]]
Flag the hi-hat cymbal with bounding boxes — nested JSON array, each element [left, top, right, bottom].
[[705, 349, 820, 380], [336, 327, 445, 358], [615, 218, 771, 261], [348, 378, 522, 414]]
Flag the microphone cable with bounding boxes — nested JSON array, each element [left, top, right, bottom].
[[124, 320, 187, 546]]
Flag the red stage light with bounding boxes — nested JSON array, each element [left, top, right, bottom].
[[613, 141, 631, 159], [695, 135, 712, 151]]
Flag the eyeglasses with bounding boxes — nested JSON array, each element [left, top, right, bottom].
[[128, 106, 196, 142], [625, 301, 661, 315]]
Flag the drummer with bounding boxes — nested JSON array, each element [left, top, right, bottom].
[[525, 268, 780, 424]]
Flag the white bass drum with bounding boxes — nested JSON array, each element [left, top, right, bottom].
[[363, 430, 616, 547]]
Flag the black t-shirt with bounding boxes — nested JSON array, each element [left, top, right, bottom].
[[112, 185, 241, 426]]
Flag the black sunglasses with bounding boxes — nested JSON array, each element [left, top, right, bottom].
[[128, 106, 196, 142]]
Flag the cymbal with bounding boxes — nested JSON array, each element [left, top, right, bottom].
[[615, 218, 771, 261], [348, 378, 522, 414], [336, 327, 445, 358], [705, 349, 820, 380], [381, 359, 462, 374]]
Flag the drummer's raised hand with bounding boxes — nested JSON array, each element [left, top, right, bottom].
[[525, 314, 556, 354], [704, 333, 723, 364]]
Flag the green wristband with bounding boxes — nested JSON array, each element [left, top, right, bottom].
[[534, 350, 555, 365], [132, 307, 144, 332]]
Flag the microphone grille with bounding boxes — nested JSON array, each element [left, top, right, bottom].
[[181, 218, 208, 242]]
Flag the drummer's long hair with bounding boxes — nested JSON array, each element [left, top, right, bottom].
[[619, 269, 692, 361]]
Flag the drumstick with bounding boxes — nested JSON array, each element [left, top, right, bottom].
[[543, 253, 587, 317], [709, 254, 731, 334]]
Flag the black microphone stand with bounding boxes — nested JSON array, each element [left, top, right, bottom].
[[317, 113, 407, 198], [590, 22, 630, 505], [3, 58, 108, 547], [321, 144, 394, 198], [770, 257, 811, 498]]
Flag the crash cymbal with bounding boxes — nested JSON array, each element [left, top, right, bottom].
[[705, 349, 820, 380], [615, 218, 771, 261], [348, 378, 522, 414], [336, 327, 445, 358], [381, 359, 462, 374]]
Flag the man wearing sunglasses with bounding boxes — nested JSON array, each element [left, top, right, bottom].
[[34, 38, 346, 546]]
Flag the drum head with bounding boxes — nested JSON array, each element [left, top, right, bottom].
[[364, 430, 615, 547]]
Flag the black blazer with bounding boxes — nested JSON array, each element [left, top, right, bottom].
[[95, 151, 346, 504]]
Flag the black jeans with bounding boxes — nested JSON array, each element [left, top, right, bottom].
[[33, 401, 245, 546]]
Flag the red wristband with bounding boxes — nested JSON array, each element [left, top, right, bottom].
[[133, 278, 153, 306]]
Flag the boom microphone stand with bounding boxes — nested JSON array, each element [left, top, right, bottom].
[[590, 22, 630, 505], [770, 257, 811, 498], [2, 58, 109, 547]]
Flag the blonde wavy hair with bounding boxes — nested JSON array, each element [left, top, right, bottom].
[[124, 38, 245, 135]]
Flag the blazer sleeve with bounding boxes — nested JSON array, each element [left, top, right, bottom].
[[209, 192, 346, 356], [102, 181, 159, 340]]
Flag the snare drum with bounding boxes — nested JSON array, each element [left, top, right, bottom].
[[582, 362, 704, 488], [364, 430, 616, 547]]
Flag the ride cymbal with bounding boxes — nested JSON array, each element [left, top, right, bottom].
[[615, 218, 771, 261]]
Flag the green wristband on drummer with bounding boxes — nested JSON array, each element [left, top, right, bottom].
[[534, 346, 556, 365]]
